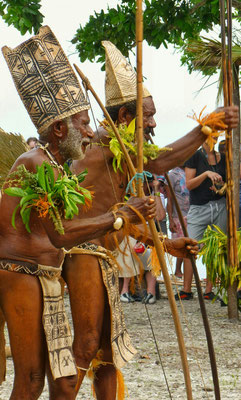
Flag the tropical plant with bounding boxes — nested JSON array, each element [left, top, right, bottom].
[[180, 35, 241, 99], [72, 0, 241, 69], [199, 225, 241, 300]]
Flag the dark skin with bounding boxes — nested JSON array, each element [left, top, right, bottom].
[[0, 110, 156, 400], [62, 97, 239, 399]]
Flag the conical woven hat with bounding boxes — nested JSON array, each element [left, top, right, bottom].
[[102, 41, 151, 107], [2, 26, 90, 134]]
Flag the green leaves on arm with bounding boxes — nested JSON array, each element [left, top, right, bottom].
[[4, 187, 26, 197], [11, 204, 20, 229], [36, 163, 47, 191], [77, 168, 88, 183], [4, 161, 92, 235]]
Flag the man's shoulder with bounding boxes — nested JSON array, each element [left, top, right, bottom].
[[94, 126, 110, 145], [11, 148, 46, 172]]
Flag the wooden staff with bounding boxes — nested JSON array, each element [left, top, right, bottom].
[[136, 1, 193, 398], [165, 173, 221, 400], [136, 0, 144, 198], [220, 0, 239, 317], [74, 58, 193, 400]]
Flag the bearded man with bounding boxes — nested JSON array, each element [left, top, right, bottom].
[[0, 28, 156, 400], [61, 41, 239, 399]]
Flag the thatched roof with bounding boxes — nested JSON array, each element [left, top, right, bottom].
[[0, 128, 28, 188]]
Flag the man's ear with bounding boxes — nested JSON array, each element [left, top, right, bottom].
[[52, 120, 68, 141], [118, 106, 133, 125]]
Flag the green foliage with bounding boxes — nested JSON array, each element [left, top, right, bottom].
[[199, 225, 241, 296], [4, 162, 91, 234], [100, 118, 171, 172], [71, 0, 235, 68], [0, 0, 43, 35]]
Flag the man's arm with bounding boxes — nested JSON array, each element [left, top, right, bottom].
[[41, 196, 156, 249], [146, 106, 239, 175], [130, 224, 198, 258], [152, 178, 166, 221]]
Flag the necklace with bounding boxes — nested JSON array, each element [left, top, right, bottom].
[[38, 143, 65, 174], [201, 147, 218, 171]]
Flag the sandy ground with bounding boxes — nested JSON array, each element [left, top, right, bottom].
[[1, 284, 241, 400]]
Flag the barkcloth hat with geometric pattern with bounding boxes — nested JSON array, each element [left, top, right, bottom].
[[102, 41, 151, 107], [2, 26, 90, 134]]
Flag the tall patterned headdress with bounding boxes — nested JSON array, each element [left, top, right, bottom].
[[102, 41, 151, 107], [2, 26, 90, 134]]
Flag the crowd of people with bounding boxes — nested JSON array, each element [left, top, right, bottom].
[[0, 26, 239, 400], [117, 137, 237, 304]]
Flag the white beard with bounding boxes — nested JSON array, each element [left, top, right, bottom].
[[59, 117, 86, 160]]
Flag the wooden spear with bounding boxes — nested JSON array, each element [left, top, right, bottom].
[[135, 1, 192, 398], [219, 0, 239, 319], [164, 172, 221, 400]]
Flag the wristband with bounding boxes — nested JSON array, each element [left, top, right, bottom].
[[154, 192, 161, 197], [112, 210, 124, 230], [201, 125, 212, 135]]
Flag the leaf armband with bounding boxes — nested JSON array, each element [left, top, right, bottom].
[[4, 162, 92, 235]]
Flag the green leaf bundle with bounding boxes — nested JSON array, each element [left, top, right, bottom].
[[100, 119, 171, 172], [4, 162, 92, 235], [199, 225, 241, 294]]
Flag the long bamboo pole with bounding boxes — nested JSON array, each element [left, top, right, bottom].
[[136, 0, 143, 198], [220, 0, 239, 319], [135, 1, 192, 399], [73, 61, 193, 400]]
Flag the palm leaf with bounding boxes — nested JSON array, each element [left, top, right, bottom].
[[182, 36, 241, 101]]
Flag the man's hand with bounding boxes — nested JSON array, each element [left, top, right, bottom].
[[215, 105, 239, 130], [169, 218, 177, 233], [121, 196, 156, 224], [165, 237, 198, 259]]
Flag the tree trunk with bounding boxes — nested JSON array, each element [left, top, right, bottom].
[[227, 63, 240, 320]]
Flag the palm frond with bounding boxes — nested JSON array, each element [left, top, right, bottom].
[[185, 37, 241, 72], [182, 36, 241, 101]]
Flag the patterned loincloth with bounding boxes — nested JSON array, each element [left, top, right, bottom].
[[0, 259, 77, 380], [68, 243, 137, 369]]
